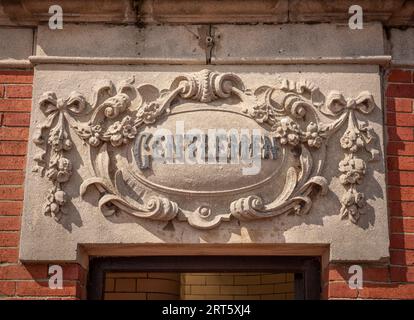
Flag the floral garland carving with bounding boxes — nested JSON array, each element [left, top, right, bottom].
[[331, 92, 378, 223], [33, 69, 379, 227], [33, 91, 86, 220]]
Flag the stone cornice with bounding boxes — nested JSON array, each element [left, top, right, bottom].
[[0, 0, 413, 26]]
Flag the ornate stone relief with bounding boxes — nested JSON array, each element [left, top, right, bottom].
[[32, 69, 378, 229]]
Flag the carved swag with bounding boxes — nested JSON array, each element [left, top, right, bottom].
[[33, 70, 378, 229]]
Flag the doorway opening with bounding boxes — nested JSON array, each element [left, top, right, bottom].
[[87, 256, 321, 300]]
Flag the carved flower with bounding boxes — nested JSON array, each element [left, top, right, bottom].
[[48, 129, 72, 152], [49, 134, 62, 151], [107, 121, 123, 134], [43, 186, 66, 220], [74, 123, 103, 147], [75, 123, 102, 147], [46, 154, 72, 182], [106, 121, 124, 146], [88, 136, 101, 147], [340, 129, 365, 152], [122, 123, 137, 139], [56, 157, 72, 183], [304, 122, 323, 148], [340, 189, 365, 223], [105, 116, 137, 147], [54, 190, 66, 205], [110, 133, 124, 147], [273, 117, 300, 146], [338, 155, 366, 185], [63, 139, 72, 150], [287, 133, 299, 145], [137, 102, 162, 124], [249, 96, 275, 124], [340, 135, 353, 149]]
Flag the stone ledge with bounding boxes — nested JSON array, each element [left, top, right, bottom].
[[0, 59, 31, 68], [29, 55, 205, 65], [27, 55, 392, 66]]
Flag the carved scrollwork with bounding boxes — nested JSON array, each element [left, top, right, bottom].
[[33, 69, 379, 228], [171, 69, 244, 102]]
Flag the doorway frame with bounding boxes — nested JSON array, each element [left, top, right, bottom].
[[87, 256, 321, 300]]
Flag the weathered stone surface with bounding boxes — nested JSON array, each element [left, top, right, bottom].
[[36, 24, 206, 61], [32, 23, 389, 65], [20, 65, 389, 263], [0, 27, 33, 60], [389, 28, 414, 64]]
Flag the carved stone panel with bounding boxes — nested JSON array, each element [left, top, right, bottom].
[[20, 65, 389, 262]]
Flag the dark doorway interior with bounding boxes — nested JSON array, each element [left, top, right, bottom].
[[87, 256, 321, 300]]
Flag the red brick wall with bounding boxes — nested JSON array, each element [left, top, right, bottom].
[[0, 70, 86, 300], [323, 68, 414, 299]]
